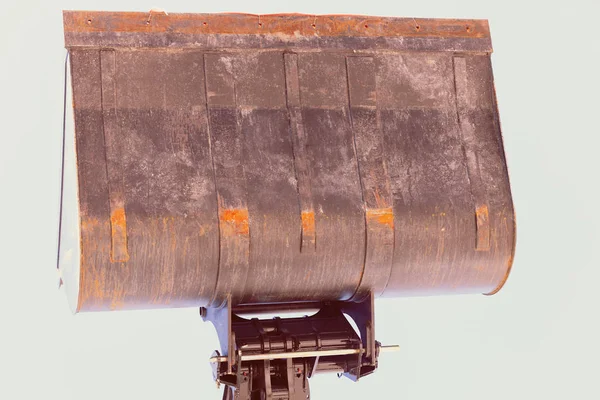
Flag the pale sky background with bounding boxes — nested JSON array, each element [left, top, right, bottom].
[[1, 0, 599, 399]]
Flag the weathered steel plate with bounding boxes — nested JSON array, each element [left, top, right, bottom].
[[59, 11, 515, 312]]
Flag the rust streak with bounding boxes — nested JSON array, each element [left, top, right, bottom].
[[92, 277, 103, 300], [110, 207, 130, 262], [366, 207, 394, 229], [301, 210, 316, 237], [219, 208, 250, 236]]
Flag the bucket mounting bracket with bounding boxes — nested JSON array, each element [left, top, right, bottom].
[[200, 293, 380, 400]]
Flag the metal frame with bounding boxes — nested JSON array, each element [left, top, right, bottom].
[[201, 294, 393, 399]]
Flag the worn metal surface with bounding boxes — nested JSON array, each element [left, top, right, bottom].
[[59, 11, 516, 312], [63, 11, 492, 52]]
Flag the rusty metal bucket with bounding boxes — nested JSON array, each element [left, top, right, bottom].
[[59, 11, 515, 313]]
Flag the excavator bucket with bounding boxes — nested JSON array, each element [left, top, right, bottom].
[[59, 10, 515, 399]]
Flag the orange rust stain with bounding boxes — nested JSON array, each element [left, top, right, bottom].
[[77, 217, 113, 311], [183, 237, 189, 258], [301, 210, 316, 236], [476, 204, 489, 224], [64, 11, 489, 39], [366, 207, 394, 229], [80, 217, 101, 230], [110, 207, 130, 262], [111, 207, 127, 227], [78, 215, 209, 311], [219, 208, 250, 236], [91, 277, 104, 299]]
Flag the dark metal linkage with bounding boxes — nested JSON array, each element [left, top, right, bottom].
[[201, 294, 385, 400]]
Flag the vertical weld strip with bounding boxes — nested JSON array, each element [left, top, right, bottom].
[[204, 53, 250, 307], [346, 56, 395, 299], [284, 53, 316, 252], [202, 53, 222, 305], [231, 55, 251, 303], [344, 56, 368, 300], [376, 97, 398, 298], [100, 49, 129, 263], [453, 56, 490, 252]]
